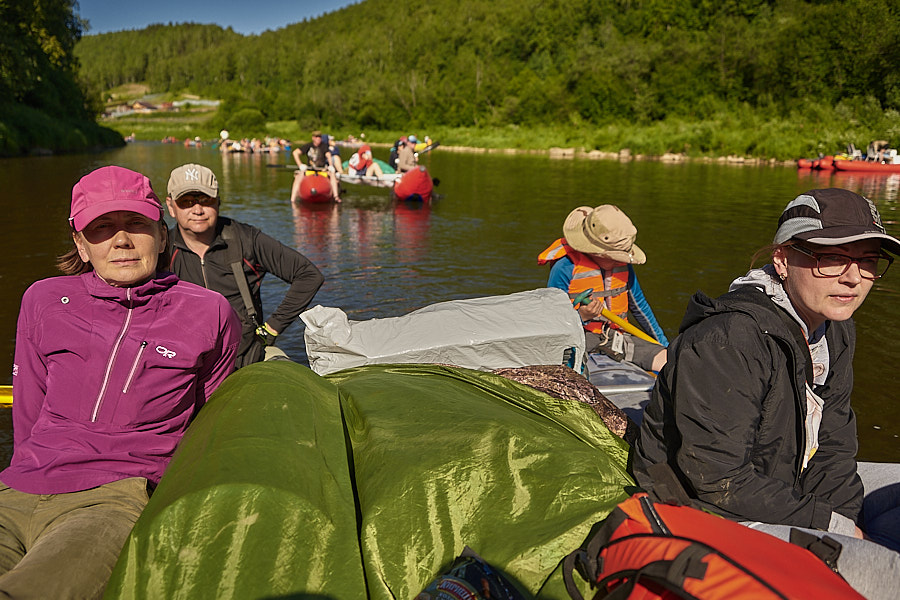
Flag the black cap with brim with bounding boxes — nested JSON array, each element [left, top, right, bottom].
[[796, 230, 900, 255], [774, 188, 900, 255]]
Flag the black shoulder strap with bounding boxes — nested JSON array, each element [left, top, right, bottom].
[[774, 306, 814, 386], [645, 462, 694, 507], [221, 221, 260, 327], [789, 529, 843, 572]]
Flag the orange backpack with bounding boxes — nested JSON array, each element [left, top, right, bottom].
[[563, 492, 865, 600]]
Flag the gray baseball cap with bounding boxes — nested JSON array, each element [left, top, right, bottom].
[[774, 188, 900, 255]]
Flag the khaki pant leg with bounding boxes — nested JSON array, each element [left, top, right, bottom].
[[0, 485, 34, 576], [0, 478, 149, 600]]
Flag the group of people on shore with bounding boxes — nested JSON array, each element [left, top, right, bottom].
[[218, 134, 290, 154], [3, 152, 900, 597]]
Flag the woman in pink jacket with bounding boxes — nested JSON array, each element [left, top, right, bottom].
[[0, 166, 241, 599]]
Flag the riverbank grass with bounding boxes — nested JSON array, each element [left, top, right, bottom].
[[98, 101, 900, 162]]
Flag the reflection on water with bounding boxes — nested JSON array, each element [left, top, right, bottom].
[[291, 202, 341, 265], [1, 145, 899, 463], [800, 169, 900, 204], [394, 200, 432, 264]]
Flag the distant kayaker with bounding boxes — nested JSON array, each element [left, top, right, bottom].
[[633, 188, 900, 598], [166, 163, 324, 368], [348, 144, 385, 178], [388, 136, 405, 170], [291, 130, 341, 202], [396, 135, 419, 174], [0, 166, 240, 598], [323, 134, 343, 174], [538, 205, 669, 372]]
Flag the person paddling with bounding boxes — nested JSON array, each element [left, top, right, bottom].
[[291, 130, 341, 202], [396, 135, 419, 174], [538, 205, 668, 372]]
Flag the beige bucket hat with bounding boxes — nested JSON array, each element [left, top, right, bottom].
[[562, 205, 647, 264]]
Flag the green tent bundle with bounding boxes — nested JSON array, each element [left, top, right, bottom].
[[105, 362, 634, 599]]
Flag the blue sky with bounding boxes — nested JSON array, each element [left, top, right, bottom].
[[77, 0, 359, 36]]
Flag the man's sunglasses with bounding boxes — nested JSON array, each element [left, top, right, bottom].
[[174, 195, 217, 209]]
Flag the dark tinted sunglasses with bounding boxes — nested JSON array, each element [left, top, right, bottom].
[[174, 194, 217, 209]]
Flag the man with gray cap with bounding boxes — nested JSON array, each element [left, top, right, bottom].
[[166, 163, 324, 368]]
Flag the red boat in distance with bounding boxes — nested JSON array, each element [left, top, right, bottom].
[[832, 160, 900, 174], [298, 170, 335, 203], [393, 166, 434, 202], [797, 155, 835, 170]]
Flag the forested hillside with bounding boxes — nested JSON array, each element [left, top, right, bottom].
[[1, 0, 122, 156], [75, 0, 900, 136]]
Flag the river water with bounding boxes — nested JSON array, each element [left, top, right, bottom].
[[1, 143, 899, 462]]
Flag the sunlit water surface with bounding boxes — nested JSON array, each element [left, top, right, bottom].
[[1, 143, 899, 463]]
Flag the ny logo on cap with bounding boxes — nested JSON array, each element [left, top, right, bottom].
[[184, 168, 200, 182]]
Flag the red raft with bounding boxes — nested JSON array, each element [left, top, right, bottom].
[[299, 171, 334, 203], [797, 155, 835, 170], [393, 166, 434, 202], [832, 160, 900, 174]]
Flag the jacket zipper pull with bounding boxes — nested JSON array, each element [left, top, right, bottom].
[[122, 341, 148, 394]]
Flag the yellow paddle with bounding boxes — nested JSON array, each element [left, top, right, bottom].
[[572, 288, 661, 346], [0, 385, 11, 406], [599, 307, 661, 345]]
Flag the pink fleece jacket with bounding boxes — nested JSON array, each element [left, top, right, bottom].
[[4, 271, 240, 494]]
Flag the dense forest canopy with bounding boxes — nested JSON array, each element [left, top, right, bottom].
[[0, 0, 123, 156], [73, 0, 900, 134], [1, 0, 90, 119]]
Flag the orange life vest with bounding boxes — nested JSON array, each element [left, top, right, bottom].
[[538, 239, 630, 333]]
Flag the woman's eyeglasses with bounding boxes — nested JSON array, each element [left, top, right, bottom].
[[174, 195, 217, 209], [790, 245, 893, 280]]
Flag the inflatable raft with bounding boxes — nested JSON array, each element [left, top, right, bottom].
[[297, 169, 334, 203], [393, 165, 434, 202]]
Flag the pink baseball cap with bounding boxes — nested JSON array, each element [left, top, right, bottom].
[[69, 166, 162, 231]]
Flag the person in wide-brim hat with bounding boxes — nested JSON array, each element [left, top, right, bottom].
[[538, 204, 668, 373], [562, 205, 647, 264]]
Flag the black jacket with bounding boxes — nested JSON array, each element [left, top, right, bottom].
[[169, 217, 324, 368], [633, 286, 863, 529]]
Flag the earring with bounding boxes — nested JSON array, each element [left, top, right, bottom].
[[779, 273, 787, 281]]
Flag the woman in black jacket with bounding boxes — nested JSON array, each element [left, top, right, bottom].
[[633, 188, 900, 598]]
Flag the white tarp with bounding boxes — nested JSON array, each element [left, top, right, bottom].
[[301, 288, 586, 376]]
